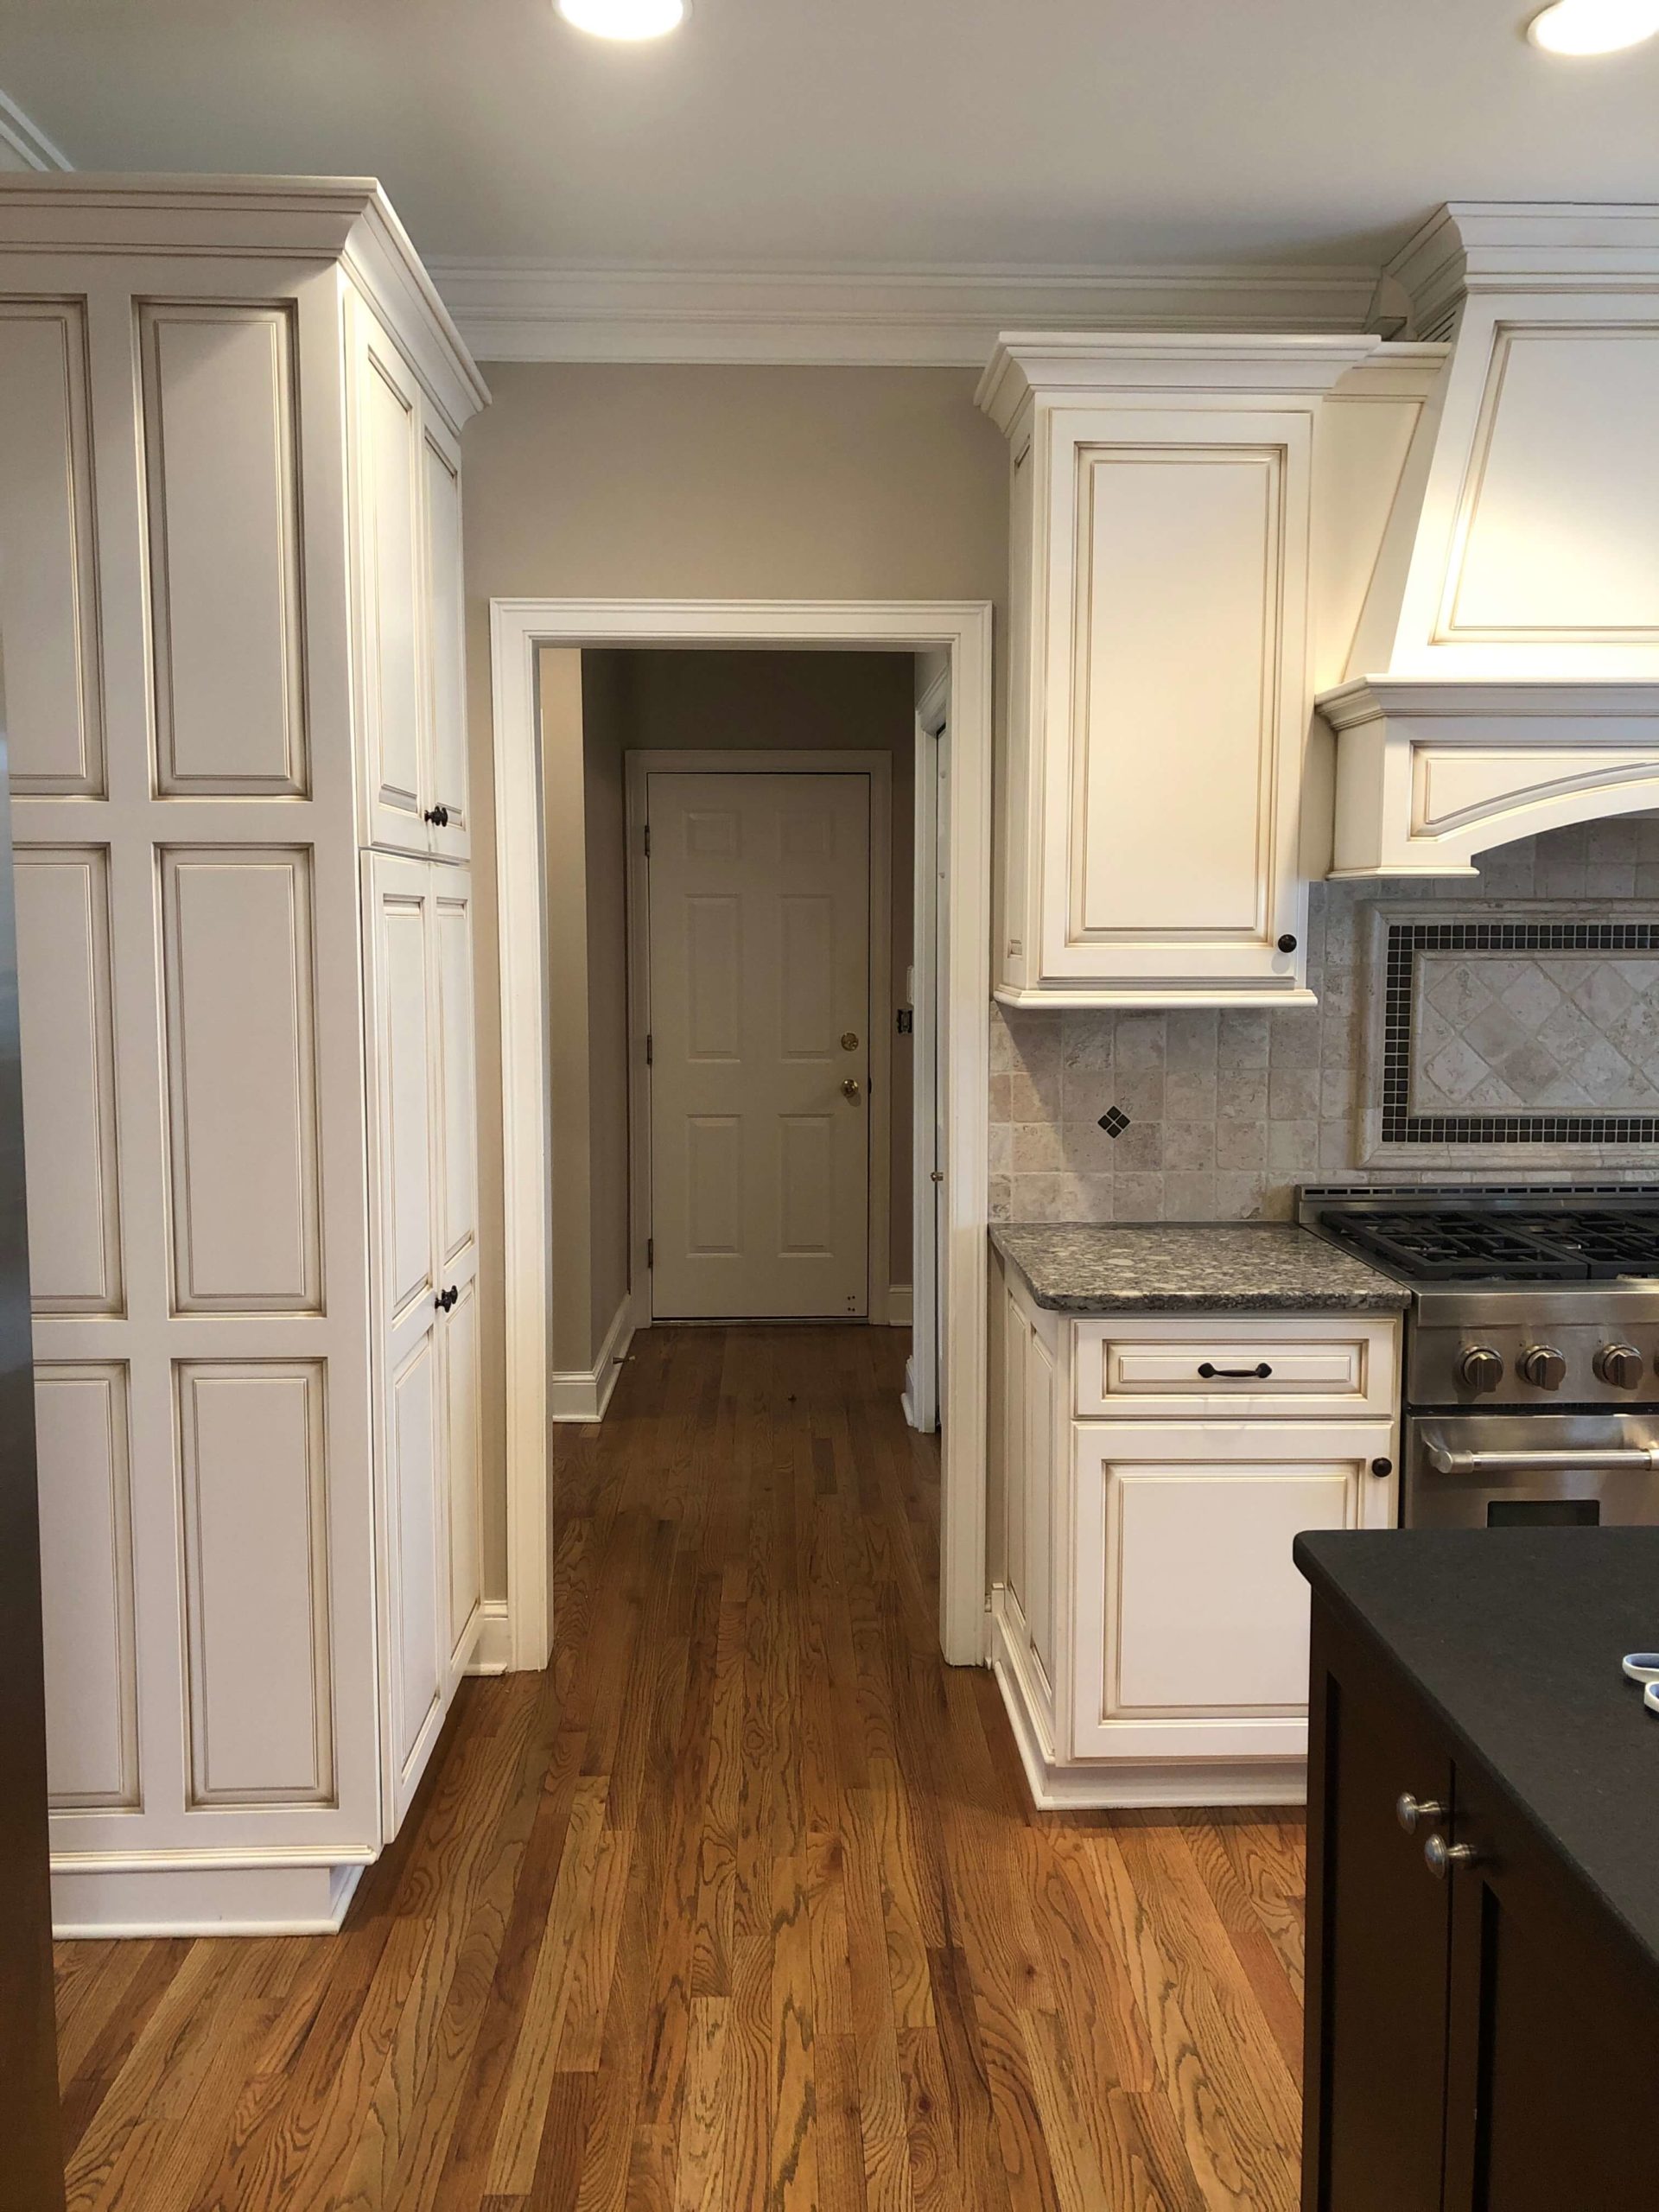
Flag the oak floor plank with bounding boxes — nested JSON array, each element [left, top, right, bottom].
[[55, 1325, 1306, 2212]]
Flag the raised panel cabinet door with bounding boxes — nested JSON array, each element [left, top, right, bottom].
[[365, 855, 452, 1832], [1022, 1314, 1056, 1692], [34, 1364, 137, 1810], [175, 1363, 334, 1807], [647, 772, 871, 1319], [354, 300, 427, 853], [1440, 1765, 1657, 2212], [1302, 1604, 1454, 2212], [422, 417, 468, 859], [442, 1274, 482, 1683], [1037, 407, 1311, 993], [137, 302, 307, 796], [14, 848, 122, 1313], [1071, 1421, 1390, 1760], [160, 849, 322, 1313], [0, 298, 104, 793]]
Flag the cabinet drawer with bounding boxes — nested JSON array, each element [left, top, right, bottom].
[[1074, 1316, 1395, 1420]]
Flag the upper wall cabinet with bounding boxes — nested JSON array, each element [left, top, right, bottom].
[[978, 336, 1378, 1007], [351, 296, 472, 861]]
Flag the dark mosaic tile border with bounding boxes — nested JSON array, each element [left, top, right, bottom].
[[1382, 919, 1659, 1147]]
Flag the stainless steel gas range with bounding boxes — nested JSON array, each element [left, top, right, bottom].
[[1299, 1185, 1659, 1532]]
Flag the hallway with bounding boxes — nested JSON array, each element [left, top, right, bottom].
[[53, 1327, 1305, 2210]]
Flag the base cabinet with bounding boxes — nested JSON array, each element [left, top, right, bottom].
[[990, 1253, 1398, 1807], [1303, 1600, 1656, 2212]]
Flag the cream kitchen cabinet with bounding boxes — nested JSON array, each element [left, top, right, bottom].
[[992, 1251, 1398, 1808], [0, 177, 488, 1935], [351, 295, 472, 862], [977, 335, 1379, 1007]]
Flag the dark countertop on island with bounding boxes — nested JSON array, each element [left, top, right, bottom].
[[1297, 1528, 1659, 1987], [990, 1221, 1409, 1314]]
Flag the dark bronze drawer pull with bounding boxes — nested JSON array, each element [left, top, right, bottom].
[[1197, 1361, 1272, 1381]]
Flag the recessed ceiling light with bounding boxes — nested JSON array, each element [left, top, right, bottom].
[[556, 0, 687, 38], [1527, 0, 1659, 53]]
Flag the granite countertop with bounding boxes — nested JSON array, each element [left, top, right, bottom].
[[990, 1221, 1409, 1314], [1296, 1529, 1659, 1991]]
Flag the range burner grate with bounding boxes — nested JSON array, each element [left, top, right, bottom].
[[1317, 1205, 1659, 1284]]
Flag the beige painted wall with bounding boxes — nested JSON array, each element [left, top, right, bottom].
[[463, 363, 1008, 1595]]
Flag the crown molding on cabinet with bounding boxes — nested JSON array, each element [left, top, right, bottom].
[[1385, 200, 1659, 338], [0, 173, 487, 427], [428, 258, 1386, 367], [0, 87, 73, 172]]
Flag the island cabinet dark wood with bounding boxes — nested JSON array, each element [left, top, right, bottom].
[[1301, 1589, 1657, 2212]]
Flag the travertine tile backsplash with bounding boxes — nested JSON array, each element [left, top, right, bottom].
[[989, 817, 1659, 1224]]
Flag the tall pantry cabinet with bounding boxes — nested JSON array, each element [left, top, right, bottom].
[[0, 177, 490, 1934]]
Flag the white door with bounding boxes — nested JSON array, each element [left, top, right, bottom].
[[647, 772, 871, 1320]]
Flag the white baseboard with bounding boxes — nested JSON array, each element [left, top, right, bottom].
[[467, 1599, 512, 1675], [51, 1854, 368, 1938], [887, 1282, 913, 1326], [550, 1297, 636, 1423], [989, 1601, 1306, 1812]]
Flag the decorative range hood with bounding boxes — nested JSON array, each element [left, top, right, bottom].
[[1321, 203, 1659, 877]]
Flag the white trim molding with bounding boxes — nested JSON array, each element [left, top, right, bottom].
[[0, 87, 73, 173], [1323, 677, 1659, 877], [434, 259, 1382, 366], [887, 1284, 913, 1327], [492, 598, 993, 1670], [550, 1296, 636, 1425], [51, 1853, 368, 1939], [466, 1600, 513, 1677]]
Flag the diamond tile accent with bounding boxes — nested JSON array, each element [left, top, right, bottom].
[[1098, 1107, 1130, 1138]]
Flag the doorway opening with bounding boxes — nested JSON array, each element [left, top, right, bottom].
[[490, 599, 991, 1671]]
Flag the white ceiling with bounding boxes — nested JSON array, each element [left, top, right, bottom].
[[2, 0, 1656, 273]]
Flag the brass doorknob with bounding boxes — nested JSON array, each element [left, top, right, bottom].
[[842, 1077, 861, 1101]]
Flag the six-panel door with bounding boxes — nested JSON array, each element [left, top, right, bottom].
[[646, 771, 872, 1319]]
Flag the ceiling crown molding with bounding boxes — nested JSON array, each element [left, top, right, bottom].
[[0, 87, 73, 172], [428, 258, 1385, 367]]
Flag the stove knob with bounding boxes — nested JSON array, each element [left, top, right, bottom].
[[1458, 1345, 1504, 1393], [1519, 1344, 1567, 1391], [1595, 1344, 1644, 1389]]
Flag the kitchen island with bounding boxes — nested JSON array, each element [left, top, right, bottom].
[[988, 1223, 1407, 1808], [1297, 1528, 1659, 2212]]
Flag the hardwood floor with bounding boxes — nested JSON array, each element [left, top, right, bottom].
[[53, 1325, 1306, 2210]]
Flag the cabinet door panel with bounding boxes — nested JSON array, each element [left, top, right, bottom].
[[1073, 1421, 1389, 1760], [138, 302, 306, 795], [1303, 1605, 1454, 2212], [378, 881, 435, 1318], [388, 1329, 442, 1805], [1442, 1769, 1656, 2212], [161, 849, 321, 1313], [423, 421, 468, 858], [15, 847, 123, 1313], [435, 877, 477, 1268], [357, 308, 426, 851], [0, 299, 104, 794], [176, 1362, 334, 1807], [35, 1364, 137, 1810]]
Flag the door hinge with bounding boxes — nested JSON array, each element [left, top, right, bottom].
[[643, 823, 651, 857], [645, 1033, 653, 1065], [647, 1237, 654, 1269]]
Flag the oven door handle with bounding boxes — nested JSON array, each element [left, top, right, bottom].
[[1424, 1442, 1659, 1477]]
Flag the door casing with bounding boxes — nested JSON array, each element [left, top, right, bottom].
[[489, 597, 994, 1671]]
